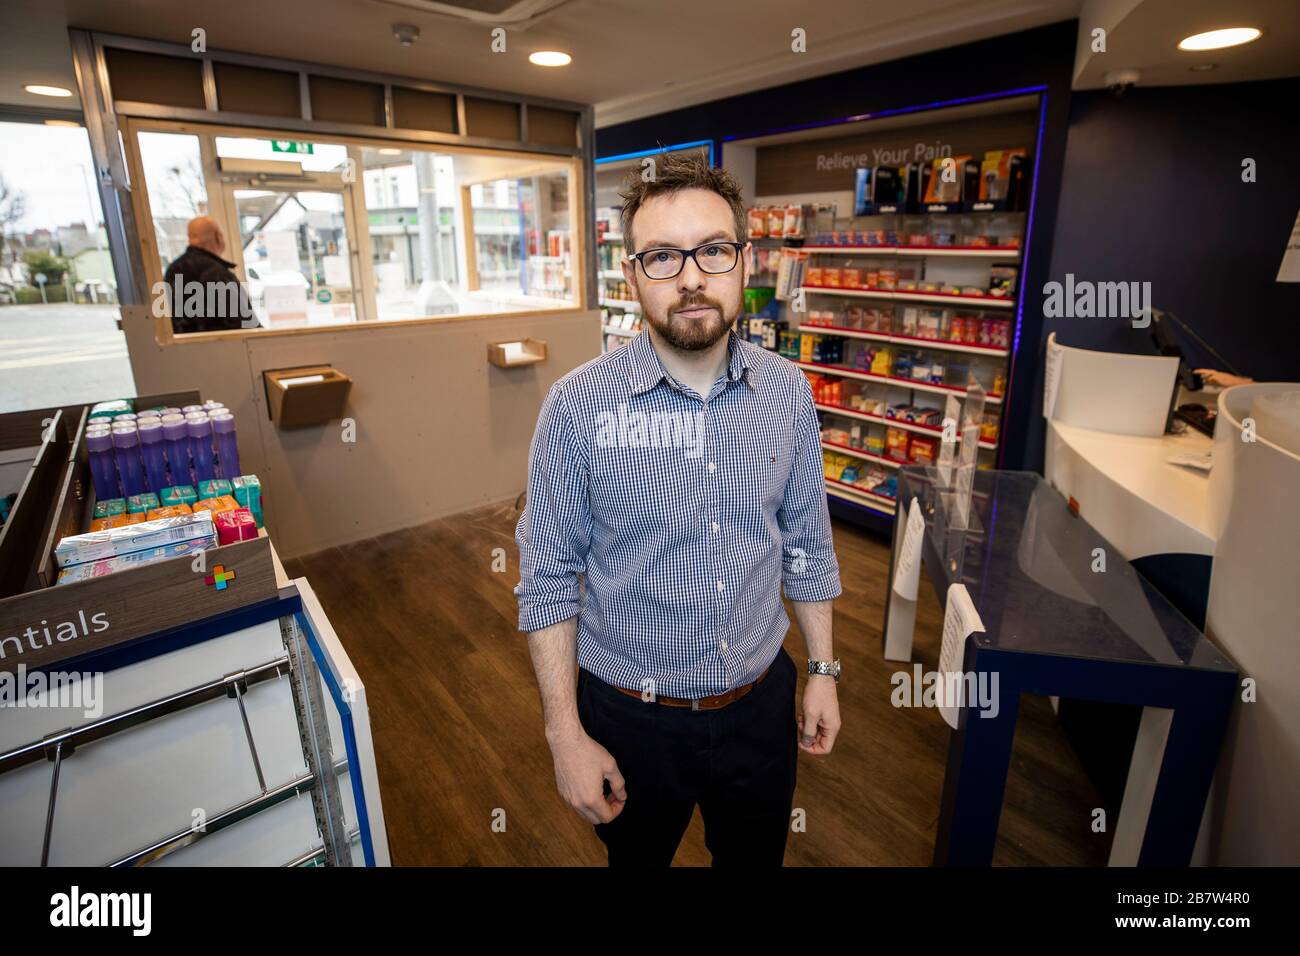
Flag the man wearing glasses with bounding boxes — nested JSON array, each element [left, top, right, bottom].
[[515, 152, 842, 866]]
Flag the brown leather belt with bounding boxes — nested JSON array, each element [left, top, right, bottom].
[[610, 662, 773, 711]]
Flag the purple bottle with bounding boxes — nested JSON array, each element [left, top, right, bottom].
[[187, 416, 217, 484], [137, 419, 169, 493], [211, 413, 242, 479], [162, 416, 191, 487], [112, 427, 146, 497], [86, 430, 120, 500]]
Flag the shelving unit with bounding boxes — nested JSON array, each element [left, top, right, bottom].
[[724, 93, 1041, 523]]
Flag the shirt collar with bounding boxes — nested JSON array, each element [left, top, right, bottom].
[[186, 245, 237, 269], [627, 328, 754, 396]]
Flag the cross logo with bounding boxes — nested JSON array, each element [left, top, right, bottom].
[[205, 564, 237, 591]]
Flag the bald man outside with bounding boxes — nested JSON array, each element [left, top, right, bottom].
[[163, 216, 260, 334]]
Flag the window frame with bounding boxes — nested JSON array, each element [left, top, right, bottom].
[[120, 115, 588, 345]]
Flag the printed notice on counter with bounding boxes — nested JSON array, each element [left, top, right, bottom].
[[263, 284, 308, 320], [938, 583, 986, 730], [892, 498, 925, 601], [1044, 332, 1063, 420]]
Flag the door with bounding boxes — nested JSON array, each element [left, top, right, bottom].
[[223, 185, 362, 327]]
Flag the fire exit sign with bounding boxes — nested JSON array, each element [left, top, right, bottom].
[[271, 140, 314, 154]]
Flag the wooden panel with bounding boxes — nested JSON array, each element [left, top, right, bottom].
[[35, 410, 90, 589], [0, 412, 67, 599], [308, 75, 385, 126], [526, 106, 578, 149], [213, 62, 301, 118], [464, 97, 519, 141], [0, 536, 279, 676], [755, 112, 1038, 197], [392, 86, 457, 134], [104, 48, 205, 110]]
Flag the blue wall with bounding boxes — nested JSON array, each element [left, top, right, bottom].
[[1022, 78, 1300, 470]]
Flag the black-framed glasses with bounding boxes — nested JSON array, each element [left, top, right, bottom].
[[627, 241, 745, 280]]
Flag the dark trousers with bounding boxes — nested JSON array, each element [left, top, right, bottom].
[[576, 646, 799, 866]]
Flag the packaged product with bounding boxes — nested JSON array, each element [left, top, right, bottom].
[[865, 434, 886, 456], [56, 511, 217, 568], [93, 498, 127, 519], [885, 428, 910, 460], [194, 494, 240, 516], [805, 266, 823, 287], [784, 204, 804, 237], [161, 484, 198, 507], [215, 508, 259, 545], [842, 268, 862, 289], [949, 316, 965, 342], [198, 478, 233, 500], [918, 311, 943, 339], [909, 437, 938, 464], [823, 267, 842, 288], [989, 266, 1018, 297], [747, 207, 767, 239], [871, 348, 893, 375], [55, 537, 214, 585], [767, 206, 786, 238], [126, 492, 160, 514]]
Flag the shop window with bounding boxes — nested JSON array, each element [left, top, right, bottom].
[[136, 131, 209, 276]]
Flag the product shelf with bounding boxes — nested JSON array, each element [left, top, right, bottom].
[[796, 360, 1004, 404], [802, 245, 1022, 259], [824, 477, 897, 513], [797, 323, 1009, 357], [821, 439, 902, 469], [600, 298, 640, 312], [799, 286, 1016, 310], [813, 400, 998, 450]]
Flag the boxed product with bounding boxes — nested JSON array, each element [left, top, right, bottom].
[[55, 511, 217, 568], [146, 503, 194, 520], [55, 538, 214, 585], [853, 168, 873, 217], [885, 428, 910, 461], [923, 155, 971, 206], [194, 494, 240, 516], [93, 498, 127, 519], [126, 492, 160, 514], [767, 206, 786, 238], [784, 204, 805, 237], [989, 266, 1018, 298], [89, 515, 128, 532], [197, 478, 233, 500], [910, 437, 938, 464], [865, 433, 886, 456], [161, 484, 198, 507], [747, 207, 767, 239], [215, 508, 259, 545]]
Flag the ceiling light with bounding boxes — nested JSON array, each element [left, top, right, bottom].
[[378, 148, 402, 155], [25, 84, 73, 97], [529, 51, 571, 67], [1177, 27, 1261, 51]]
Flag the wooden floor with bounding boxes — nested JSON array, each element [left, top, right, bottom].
[[284, 500, 1110, 866]]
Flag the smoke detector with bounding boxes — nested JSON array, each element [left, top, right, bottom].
[[393, 23, 420, 46]]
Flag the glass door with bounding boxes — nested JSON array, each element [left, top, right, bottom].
[[227, 187, 359, 328]]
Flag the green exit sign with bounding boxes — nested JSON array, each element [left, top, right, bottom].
[[271, 140, 314, 154]]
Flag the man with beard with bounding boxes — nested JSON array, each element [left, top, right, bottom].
[[514, 152, 842, 866]]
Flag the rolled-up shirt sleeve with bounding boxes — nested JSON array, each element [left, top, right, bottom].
[[778, 374, 843, 602], [515, 383, 592, 632]]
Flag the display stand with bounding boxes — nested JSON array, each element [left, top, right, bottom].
[[721, 94, 1045, 530], [0, 394, 389, 866], [881, 466, 1237, 866]]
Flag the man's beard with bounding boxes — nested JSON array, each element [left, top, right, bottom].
[[641, 289, 740, 351]]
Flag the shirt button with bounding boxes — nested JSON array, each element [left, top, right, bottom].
[[716, 580, 725, 592], [707, 461, 716, 473], [721, 639, 729, 651], [711, 521, 719, 533]]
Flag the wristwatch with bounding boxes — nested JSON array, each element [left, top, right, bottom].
[[807, 658, 841, 683]]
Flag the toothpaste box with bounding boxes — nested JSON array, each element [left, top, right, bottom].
[[55, 537, 215, 584], [55, 511, 217, 568]]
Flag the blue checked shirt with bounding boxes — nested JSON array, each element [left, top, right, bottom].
[[515, 328, 841, 698]]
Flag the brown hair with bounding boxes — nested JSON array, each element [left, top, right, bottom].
[[618, 150, 747, 253]]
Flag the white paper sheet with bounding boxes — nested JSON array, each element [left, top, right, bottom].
[[938, 583, 986, 730], [892, 498, 925, 600]]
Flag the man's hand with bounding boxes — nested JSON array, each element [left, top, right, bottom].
[[547, 728, 627, 824], [798, 675, 841, 755]]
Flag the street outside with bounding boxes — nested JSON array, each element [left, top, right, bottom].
[[0, 303, 135, 413]]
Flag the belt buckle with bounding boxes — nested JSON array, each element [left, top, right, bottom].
[[691, 698, 700, 712]]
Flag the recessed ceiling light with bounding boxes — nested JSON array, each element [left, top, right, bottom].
[[44, 119, 80, 127], [1189, 63, 1218, 72], [378, 148, 402, 155], [25, 84, 73, 97], [529, 51, 572, 67], [1177, 27, 1261, 51]]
